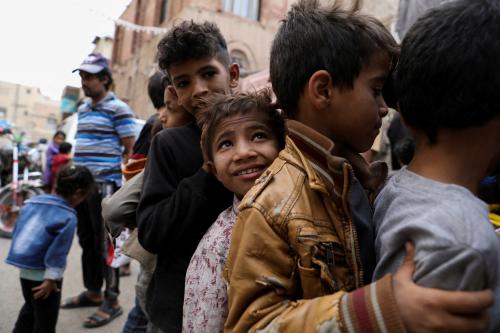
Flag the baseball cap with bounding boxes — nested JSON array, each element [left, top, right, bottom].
[[72, 53, 110, 74]]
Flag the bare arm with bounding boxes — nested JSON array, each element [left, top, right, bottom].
[[121, 136, 135, 164]]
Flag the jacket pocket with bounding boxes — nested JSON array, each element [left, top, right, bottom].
[[297, 259, 323, 299]]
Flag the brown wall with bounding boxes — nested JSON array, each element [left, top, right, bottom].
[[111, 0, 398, 119]]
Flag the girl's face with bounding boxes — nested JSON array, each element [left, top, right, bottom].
[[54, 134, 65, 145], [210, 109, 280, 198]]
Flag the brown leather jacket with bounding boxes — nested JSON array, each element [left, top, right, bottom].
[[223, 121, 405, 333]]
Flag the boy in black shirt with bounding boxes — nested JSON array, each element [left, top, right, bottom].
[[136, 21, 238, 333]]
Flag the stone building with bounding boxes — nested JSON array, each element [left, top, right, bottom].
[[0, 80, 60, 142], [111, 0, 399, 119]]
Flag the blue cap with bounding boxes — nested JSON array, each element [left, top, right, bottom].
[[72, 53, 110, 74]]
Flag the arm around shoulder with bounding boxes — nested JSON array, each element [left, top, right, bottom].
[[224, 207, 405, 333]]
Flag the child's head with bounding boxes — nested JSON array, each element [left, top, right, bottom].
[[53, 131, 66, 145], [396, 0, 500, 145], [54, 165, 94, 207], [270, 0, 398, 152], [161, 73, 194, 129], [157, 20, 239, 116], [198, 89, 286, 198], [58, 142, 72, 155], [148, 71, 167, 110]]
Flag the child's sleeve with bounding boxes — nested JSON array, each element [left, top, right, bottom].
[[43, 215, 77, 280], [224, 207, 406, 333], [136, 131, 231, 254], [102, 170, 144, 237]]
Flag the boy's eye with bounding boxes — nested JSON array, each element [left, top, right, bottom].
[[373, 88, 383, 97], [252, 132, 268, 141], [176, 80, 189, 88], [218, 140, 232, 150], [202, 70, 217, 79]]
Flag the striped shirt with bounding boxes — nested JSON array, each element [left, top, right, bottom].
[[74, 93, 136, 185]]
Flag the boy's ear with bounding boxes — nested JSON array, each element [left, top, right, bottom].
[[307, 70, 333, 110], [229, 63, 240, 89], [204, 161, 216, 176]]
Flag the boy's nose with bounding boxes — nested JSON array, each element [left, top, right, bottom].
[[192, 79, 208, 98], [379, 98, 389, 118], [233, 142, 257, 161]]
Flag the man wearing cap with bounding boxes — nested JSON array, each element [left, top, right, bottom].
[[61, 53, 136, 328]]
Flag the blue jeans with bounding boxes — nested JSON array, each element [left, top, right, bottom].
[[122, 298, 148, 333]]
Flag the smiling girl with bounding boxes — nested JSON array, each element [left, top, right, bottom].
[[182, 90, 286, 332]]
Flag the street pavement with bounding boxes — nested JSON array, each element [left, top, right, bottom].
[[0, 235, 137, 333]]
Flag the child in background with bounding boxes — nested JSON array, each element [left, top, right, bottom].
[[5, 165, 94, 333], [183, 90, 286, 333], [373, 0, 500, 331], [43, 130, 66, 189], [49, 142, 72, 188]]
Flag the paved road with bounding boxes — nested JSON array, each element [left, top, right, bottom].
[[0, 236, 137, 333]]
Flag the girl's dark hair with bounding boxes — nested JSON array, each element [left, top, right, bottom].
[[54, 165, 94, 199], [270, 0, 399, 118], [58, 142, 72, 154], [53, 130, 66, 139], [157, 20, 231, 73], [197, 89, 287, 163]]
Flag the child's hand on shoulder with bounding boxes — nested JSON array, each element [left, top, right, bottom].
[[32, 279, 60, 299]]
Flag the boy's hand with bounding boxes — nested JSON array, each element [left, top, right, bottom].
[[394, 242, 493, 333], [32, 279, 60, 299]]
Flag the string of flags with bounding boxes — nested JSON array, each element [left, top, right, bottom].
[[89, 7, 169, 36], [114, 18, 169, 35]]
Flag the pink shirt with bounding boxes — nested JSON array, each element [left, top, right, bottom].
[[183, 197, 239, 333]]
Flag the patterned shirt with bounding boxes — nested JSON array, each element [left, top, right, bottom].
[[183, 196, 239, 333], [74, 93, 136, 185]]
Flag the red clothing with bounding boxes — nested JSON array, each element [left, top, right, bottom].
[[50, 154, 71, 187]]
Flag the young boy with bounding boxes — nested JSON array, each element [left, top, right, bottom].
[[5, 165, 94, 333], [183, 90, 286, 332], [223, 1, 494, 332], [136, 21, 238, 332], [373, 1, 500, 331]]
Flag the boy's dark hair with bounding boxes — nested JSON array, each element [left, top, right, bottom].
[[53, 130, 66, 139], [393, 136, 415, 166], [97, 69, 113, 90], [148, 71, 167, 109], [270, 0, 399, 118], [58, 142, 72, 154], [396, 0, 500, 144], [54, 165, 94, 199], [157, 20, 231, 73], [198, 89, 286, 162]]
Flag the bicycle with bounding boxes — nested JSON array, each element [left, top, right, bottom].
[[0, 129, 44, 238]]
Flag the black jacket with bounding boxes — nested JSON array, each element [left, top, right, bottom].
[[137, 122, 232, 332]]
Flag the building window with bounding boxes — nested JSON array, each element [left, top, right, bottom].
[[230, 50, 250, 71], [0, 107, 6, 118], [224, 0, 260, 20], [160, 0, 169, 23], [47, 117, 58, 132]]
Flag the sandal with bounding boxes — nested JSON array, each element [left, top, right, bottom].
[[83, 300, 123, 328], [61, 291, 103, 309]]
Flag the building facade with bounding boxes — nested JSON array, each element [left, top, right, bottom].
[[111, 0, 398, 119], [0, 81, 60, 142]]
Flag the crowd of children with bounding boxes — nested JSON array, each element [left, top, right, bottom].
[[4, 0, 500, 332]]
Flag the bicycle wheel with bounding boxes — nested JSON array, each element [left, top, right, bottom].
[[0, 186, 44, 238]]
